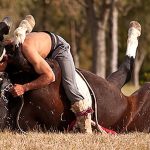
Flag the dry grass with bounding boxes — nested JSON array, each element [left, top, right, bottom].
[[0, 131, 149, 150], [121, 83, 139, 96]]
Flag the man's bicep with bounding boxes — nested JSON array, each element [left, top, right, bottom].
[[23, 49, 40, 65], [33, 58, 51, 74], [31, 56, 53, 76], [23, 50, 44, 73], [23, 49, 53, 75]]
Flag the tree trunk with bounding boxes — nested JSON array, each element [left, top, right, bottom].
[[85, 0, 111, 78], [94, 23, 106, 77], [41, 1, 47, 30], [133, 50, 146, 87], [70, 20, 79, 67], [110, 0, 118, 73]]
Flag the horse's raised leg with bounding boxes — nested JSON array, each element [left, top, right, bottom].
[[107, 21, 141, 89]]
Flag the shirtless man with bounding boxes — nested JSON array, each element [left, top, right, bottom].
[[6, 15, 93, 133]]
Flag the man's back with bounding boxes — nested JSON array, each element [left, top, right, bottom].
[[22, 32, 52, 58]]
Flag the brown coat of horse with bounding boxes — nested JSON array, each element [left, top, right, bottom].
[[0, 46, 149, 133]]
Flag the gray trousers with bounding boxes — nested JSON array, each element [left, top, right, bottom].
[[50, 35, 84, 103]]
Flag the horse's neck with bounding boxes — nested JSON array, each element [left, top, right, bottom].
[[7, 45, 61, 80], [11, 46, 33, 72], [6, 55, 62, 85], [106, 56, 134, 89]]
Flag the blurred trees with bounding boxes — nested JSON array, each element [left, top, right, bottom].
[[110, 0, 119, 73], [118, 0, 150, 87], [0, 0, 150, 85], [84, 0, 112, 78]]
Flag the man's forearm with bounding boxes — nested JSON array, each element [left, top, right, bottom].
[[23, 74, 55, 92]]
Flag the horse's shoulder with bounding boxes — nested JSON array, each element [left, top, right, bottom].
[[46, 59, 61, 79]]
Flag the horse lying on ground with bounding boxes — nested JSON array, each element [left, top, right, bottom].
[[0, 20, 148, 134], [0, 54, 134, 133], [0, 49, 147, 133]]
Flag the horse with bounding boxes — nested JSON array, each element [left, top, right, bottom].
[[0, 19, 148, 133], [0, 45, 147, 133]]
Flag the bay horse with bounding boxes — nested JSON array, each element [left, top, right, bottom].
[[0, 46, 145, 133], [0, 19, 148, 133]]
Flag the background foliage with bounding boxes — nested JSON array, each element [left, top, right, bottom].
[[0, 0, 150, 85]]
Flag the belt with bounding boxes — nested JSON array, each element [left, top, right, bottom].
[[50, 32, 59, 50]]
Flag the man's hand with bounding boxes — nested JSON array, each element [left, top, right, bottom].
[[10, 84, 26, 97]]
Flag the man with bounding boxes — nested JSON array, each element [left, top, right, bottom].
[[8, 15, 93, 133]]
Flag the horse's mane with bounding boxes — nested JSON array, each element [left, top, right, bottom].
[[5, 46, 61, 84]]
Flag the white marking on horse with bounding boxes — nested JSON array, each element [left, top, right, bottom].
[[126, 27, 141, 58], [75, 71, 92, 108]]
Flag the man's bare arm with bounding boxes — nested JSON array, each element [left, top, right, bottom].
[[23, 72, 55, 92], [22, 48, 55, 91]]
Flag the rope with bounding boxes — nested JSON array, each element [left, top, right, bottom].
[[16, 95, 27, 134]]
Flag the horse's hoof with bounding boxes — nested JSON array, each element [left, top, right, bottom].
[[24, 15, 35, 31], [25, 15, 35, 27], [129, 21, 141, 33]]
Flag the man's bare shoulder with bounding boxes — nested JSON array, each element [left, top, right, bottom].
[[23, 32, 50, 46], [22, 31, 51, 57], [25, 32, 50, 40]]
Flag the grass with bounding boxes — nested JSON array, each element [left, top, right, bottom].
[[121, 83, 139, 96], [0, 131, 149, 150]]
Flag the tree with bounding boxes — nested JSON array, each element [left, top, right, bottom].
[[110, 0, 119, 73], [118, 0, 150, 87], [84, 0, 111, 78]]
